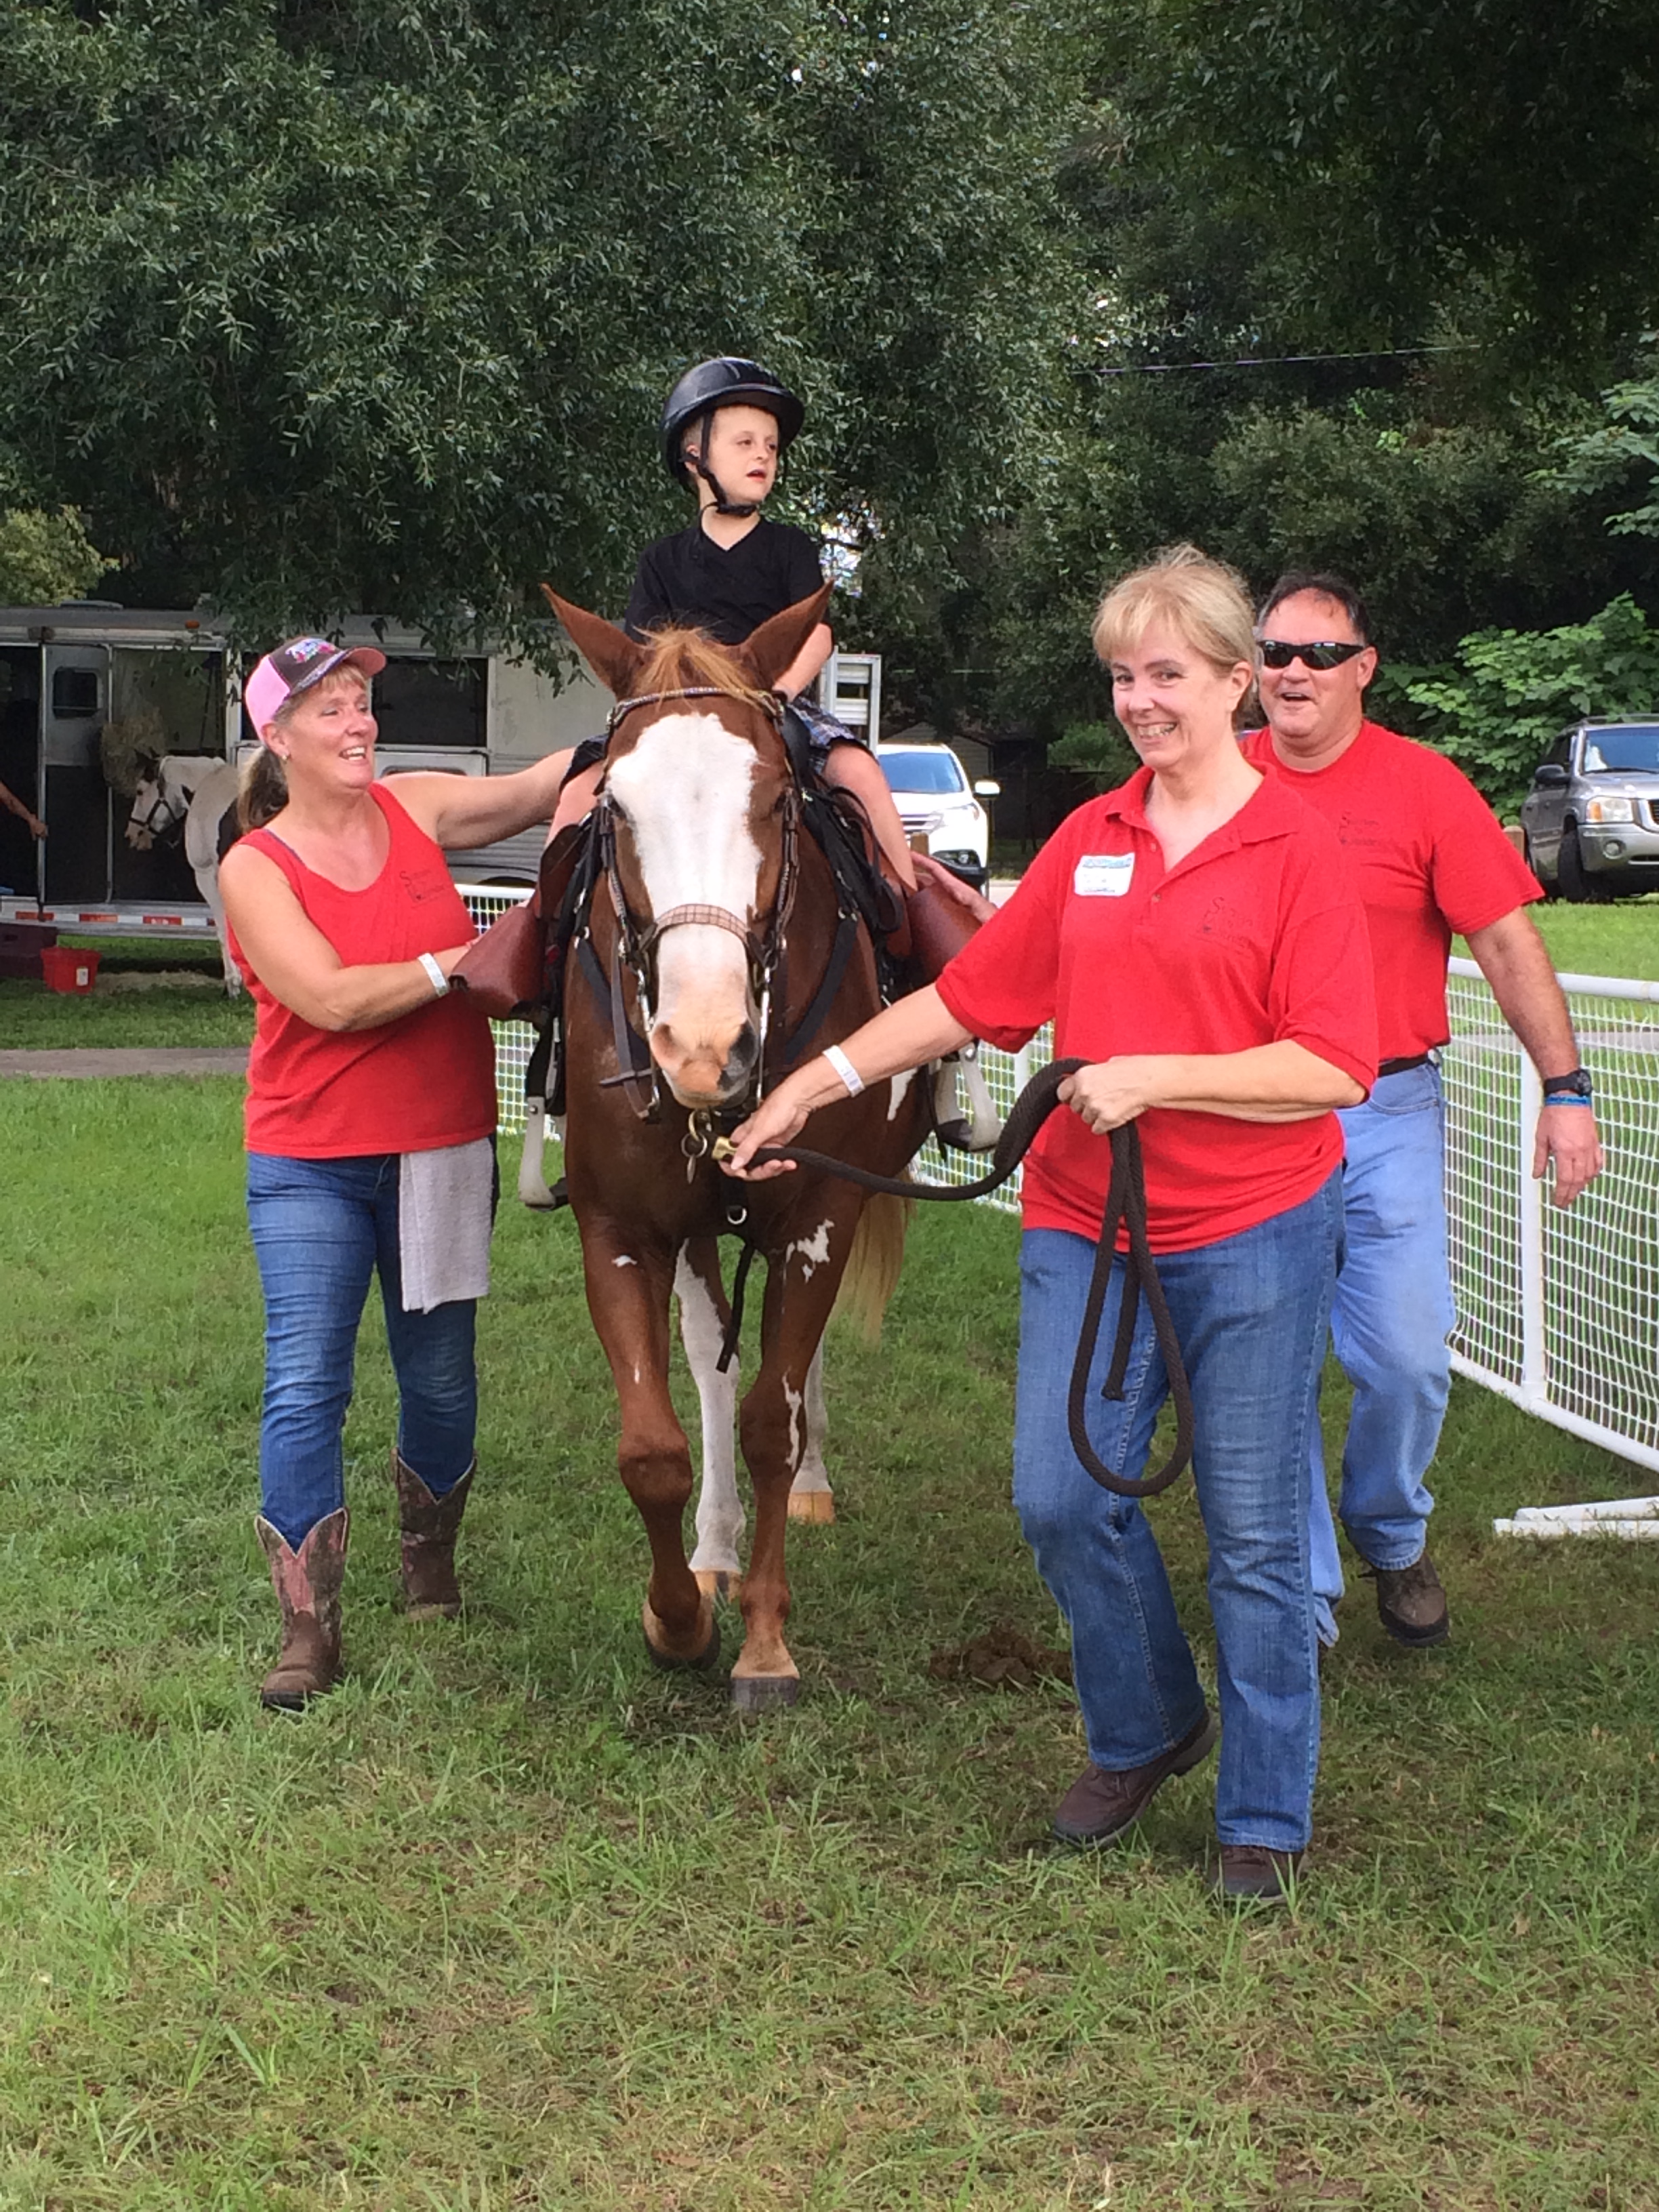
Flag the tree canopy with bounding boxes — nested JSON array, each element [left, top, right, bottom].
[[0, 0, 1082, 653]]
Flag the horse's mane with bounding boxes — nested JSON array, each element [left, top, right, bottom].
[[634, 628, 777, 717]]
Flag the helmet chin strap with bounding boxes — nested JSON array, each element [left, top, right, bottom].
[[690, 407, 762, 518]]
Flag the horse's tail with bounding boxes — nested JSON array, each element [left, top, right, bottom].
[[832, 1191, 912, 1343]]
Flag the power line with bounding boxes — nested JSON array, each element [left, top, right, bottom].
[[1095, 342, 1477, 377]]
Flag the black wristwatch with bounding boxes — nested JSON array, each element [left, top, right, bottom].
[[1542, 1068, 1593, 1103]]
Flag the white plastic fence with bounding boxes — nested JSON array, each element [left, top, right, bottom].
[[464, 887, 1659, 1492], [1441, 956, 1659, 1497]]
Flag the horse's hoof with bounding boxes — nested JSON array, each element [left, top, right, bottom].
[[642, 1602, 721, 1673], [787, 1491, 836, 1525], [730, 1671, 800, 1714], [695, 1569, 741, 1603]]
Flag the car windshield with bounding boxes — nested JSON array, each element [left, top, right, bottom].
[[1580, 726, 1659, 773], [877, 750, 966, 795]]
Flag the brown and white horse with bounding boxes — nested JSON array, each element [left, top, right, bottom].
[[123, 754, 241, 996], [546, 587, 930, 1709]]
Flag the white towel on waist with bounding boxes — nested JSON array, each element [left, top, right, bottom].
[[399, 1137, 494, 1313]]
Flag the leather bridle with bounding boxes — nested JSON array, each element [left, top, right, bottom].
[[129, 761, 186, 845]]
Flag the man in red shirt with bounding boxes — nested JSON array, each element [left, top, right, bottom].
[[1244, 573, 1603, 1650]]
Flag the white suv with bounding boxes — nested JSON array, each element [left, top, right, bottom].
[[873, 741, 998, 891]]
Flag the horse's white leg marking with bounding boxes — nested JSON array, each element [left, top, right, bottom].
[[788, 1339, 834, 1519], [678, 1247, 743, 1582]]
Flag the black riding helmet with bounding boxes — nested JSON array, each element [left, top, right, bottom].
[[660, 356, 806, 516]]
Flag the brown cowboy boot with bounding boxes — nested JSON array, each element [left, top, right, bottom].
[[392, 1452, 474, 1620], [255, 1507, 348, 1711]]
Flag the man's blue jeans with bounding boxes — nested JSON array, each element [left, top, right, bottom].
[[1309, 1063, 1454, 1643], [247, 1152, 479, 1550], [1015, 1173, 1340, 1854]]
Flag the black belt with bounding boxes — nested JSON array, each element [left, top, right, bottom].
[[1378, 1051, 1435, 1078]]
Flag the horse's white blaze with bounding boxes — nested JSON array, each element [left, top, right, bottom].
[[678, 1248, 744, 1578], [609, 714, 760, 1094], [788, 1221, 834, 1280], [886, 1068, 915, 1122]]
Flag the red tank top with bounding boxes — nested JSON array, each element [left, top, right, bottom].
[[232, 783, 497, 1158]]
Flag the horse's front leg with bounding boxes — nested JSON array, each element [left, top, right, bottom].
[[677, 1237, 744, 1597], [579, 1225, 716, 1669], [733, 1206, 859, 1709]]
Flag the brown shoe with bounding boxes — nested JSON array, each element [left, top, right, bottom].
[[1052, 1708, 1219, 1846], [392, 1452, 473, 1620], [1210, 1845, 1303, 1904], [256, 1507, 348, 1711], [1366, 1549, 1449, 1647]]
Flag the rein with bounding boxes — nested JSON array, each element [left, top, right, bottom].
[[716, 1058, 1196, 1501]]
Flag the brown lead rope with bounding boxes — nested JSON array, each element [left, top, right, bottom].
[[721, 1057, 1195, 1500]]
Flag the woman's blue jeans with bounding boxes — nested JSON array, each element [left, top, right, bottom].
[[1014, 1172, 1341, 1853], [247, 1151, 479, 1550]]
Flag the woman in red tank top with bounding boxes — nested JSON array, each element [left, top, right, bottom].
[[220, 636, 569, 1712]]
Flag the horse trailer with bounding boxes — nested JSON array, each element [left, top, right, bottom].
[[0, 605, 884, 941], [0, 604, 609, 939]]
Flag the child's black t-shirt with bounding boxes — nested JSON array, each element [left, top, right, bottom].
[[623, 518, 823, 646]]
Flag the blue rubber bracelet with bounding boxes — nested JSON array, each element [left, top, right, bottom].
[[1542, 1094, 1594, 1107]]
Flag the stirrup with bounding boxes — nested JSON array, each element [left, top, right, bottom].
[[519, 1098, 568, 1209], [933, 1044, 1002, 1152]]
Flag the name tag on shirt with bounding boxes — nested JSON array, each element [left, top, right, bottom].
[[1073, 853, 1134, 897]]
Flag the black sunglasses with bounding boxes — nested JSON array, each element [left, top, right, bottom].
[[1257, 638, 1368, 671]]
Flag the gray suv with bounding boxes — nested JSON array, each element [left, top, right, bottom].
[[1519, 718, 1659, 901]]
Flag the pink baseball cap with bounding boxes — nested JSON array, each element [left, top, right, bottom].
[[244, 636, 387, 735]]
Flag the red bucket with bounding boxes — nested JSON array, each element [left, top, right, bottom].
[[39, 945, 101, 995]]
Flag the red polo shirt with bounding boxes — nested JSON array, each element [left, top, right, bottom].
[[1240, 721, 1540, 1061], [936, 768, 1377, 1252]]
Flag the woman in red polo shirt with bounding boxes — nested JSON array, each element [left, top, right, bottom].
[[724, 548, 1377, 1903], [220, 638, 570, 1713]]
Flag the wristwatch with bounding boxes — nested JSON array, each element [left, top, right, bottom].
[[1542, 1068, 1593, 1103]]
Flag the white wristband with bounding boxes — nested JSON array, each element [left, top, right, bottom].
[[418, 951, 450, 998], [823, 1043, 864, 1097]]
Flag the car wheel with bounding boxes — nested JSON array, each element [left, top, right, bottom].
[[1523, 834, 1557, 900], [1557, 826, 1611, 903]]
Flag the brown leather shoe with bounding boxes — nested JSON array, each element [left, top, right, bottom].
[[1366, 1549, 1449, 1647], [1052, 1708, 1219, 1846], [256, 1507, 348, 1711], [392, 1452, 473, 1620], [1210, 1845, 1303, 1904]]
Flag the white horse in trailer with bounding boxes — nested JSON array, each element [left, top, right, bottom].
[[123, 755, 243, 996]]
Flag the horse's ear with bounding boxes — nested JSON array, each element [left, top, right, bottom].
[[737, 583, 833, 693], [541, 586, 643, 700]]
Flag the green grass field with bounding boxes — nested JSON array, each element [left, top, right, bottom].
[[2, 1075, 1658, 2210]]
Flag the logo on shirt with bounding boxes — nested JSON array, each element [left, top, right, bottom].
[[1073, 853, 1134, 897], [399, 868, 451, 904]]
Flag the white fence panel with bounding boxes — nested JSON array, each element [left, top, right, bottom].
[[1443, 955, 1659, 1495]]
